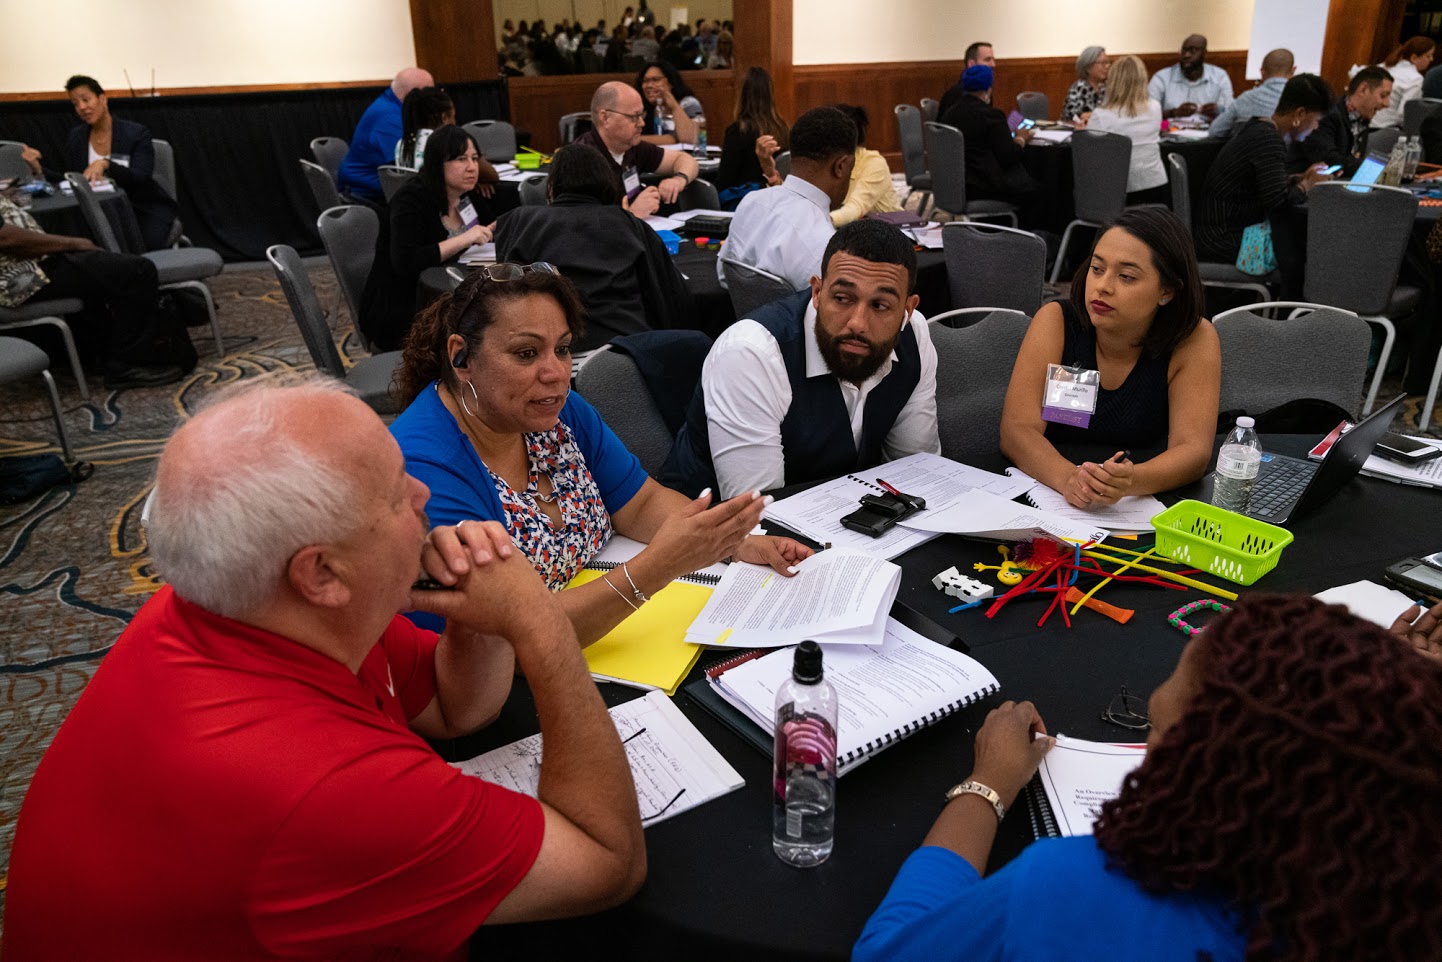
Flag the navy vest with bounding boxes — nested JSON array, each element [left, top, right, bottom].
[[660, 290, 922, 497]]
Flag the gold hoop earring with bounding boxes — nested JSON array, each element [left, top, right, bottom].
[[459, 378, 480, 419]]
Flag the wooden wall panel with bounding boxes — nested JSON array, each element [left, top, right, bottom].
[[508, 71, 738, 154], [733, 0, 794, 119], [410, 0, 499, 83], [1321, 0, 1406, 93]]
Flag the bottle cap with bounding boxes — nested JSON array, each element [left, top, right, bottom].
[[1236, 416, 1255, 428], [792, 640, 823, 684]]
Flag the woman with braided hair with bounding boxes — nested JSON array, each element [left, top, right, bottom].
[[855, 594, 1442, 962]]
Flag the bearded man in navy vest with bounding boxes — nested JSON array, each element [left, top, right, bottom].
[[662, 219, 940, 498]]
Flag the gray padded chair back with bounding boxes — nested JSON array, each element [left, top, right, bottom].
[[919, 98, 939, 125], [316, 205, 379, 329], [941, 223, 1047, 315], [575, 349, 674, 476], [151, 138, 178, 200], [1071, 129, 1131, 223], [0, 141, 33, 182], [681, 177, 721, 211], [1214, 304, 1371, 419], [1366, 126, 1400, 158], [1403, 98, 1442, 137], [1304, 183, 1418, 316], [559, 112, 592, 145], [722, 260, 796, 320], [0, 337, 75, 463], [378, 165, 415, 202], [63, 173, 122, 252], [577, 49, 603, 73], [1017, 91, 1051, 121], [1166, 152, 1191, 229], [463, 120, 518, 162], [266, 244, 347, 378], [932, 310, 1031, 464], [895, 105, 930, 189], [519, 174, 549, 206], [924, 121, 968, 214], [310, 137, 348, 181], [301, 159, 344, 214]]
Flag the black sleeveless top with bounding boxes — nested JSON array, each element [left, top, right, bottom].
[[1044, 300, 1171, 447]]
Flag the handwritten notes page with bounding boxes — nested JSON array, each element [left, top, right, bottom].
[[453, 690, 742, 827], [1037, 735, 1147, 836]]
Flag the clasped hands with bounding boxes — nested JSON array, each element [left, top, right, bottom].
[[1064, 450, 1134, 509]]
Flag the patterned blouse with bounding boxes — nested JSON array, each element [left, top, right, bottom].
[[490, 418, 613, 590], [1062, 80, 1106, 121]]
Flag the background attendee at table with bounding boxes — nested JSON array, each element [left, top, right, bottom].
[[937, 65, 1039, 219], [395, 86, 454, 171], [707, 30, 734, 69], [716, 67, 789, 203], [1001, 206, 1220, 507], [854, 594, 1442, 962], [1208, 48, 1295, 139], [635, 61, 702, 145], [602, 25, 630, 71], [359, 126, 500, 351], [1082, 56, 1169, 205], [575, 81, 699, 220], [390, 268, 808, 644], [667, 220, 939, 499], [1373, 35, 1436, 128], [630, 25, 659, 62], [47, 75, 179, 252], [1199, 74, 1334, 300], [493, 144, 692, 352], [939, 41, 997, 120], [1062, 46, 1111, 122], [1149, 34, 1234, 120], [829, 105, 902, 226], [0, 192, 190, 388], [1295, 66, 1392, 176], [338, 67, 433, 204], [715, 106, 855, 290], [1, 379, 651, 960]]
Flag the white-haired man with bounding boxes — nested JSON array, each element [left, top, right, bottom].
[[339, 66, 436, 202], [2, 380, 645, 961]]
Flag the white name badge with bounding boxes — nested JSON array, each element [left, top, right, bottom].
[[458, 198, 479, 230], [1041, 363, 1100, 429], [623, 165, 642, 195]]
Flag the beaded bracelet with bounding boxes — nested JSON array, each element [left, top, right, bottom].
[[1168, 599, 1232, 635]]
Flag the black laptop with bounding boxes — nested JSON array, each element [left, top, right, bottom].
[[1199, 394, 1406, 525]]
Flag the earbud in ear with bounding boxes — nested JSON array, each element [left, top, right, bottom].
[[451, 349, 468, 368]]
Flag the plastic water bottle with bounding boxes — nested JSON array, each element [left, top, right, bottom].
[[693, 115, 708, 158], [1212, 416, 1262, 513], [653, 99, 666, 137], [773, 641, 837, 867], [1382, 138, 1408, 186], [1404, 135, 1423, 182]]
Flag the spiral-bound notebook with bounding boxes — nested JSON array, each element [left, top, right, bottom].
[[1024, 736, 1147, 838], [692, 617, 1000, 776]]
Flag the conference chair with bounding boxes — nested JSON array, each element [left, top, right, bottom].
[[935, 222, 1047, 320], [680, 178, 721, 211], [1213, 302, 1371, 421], [462, 120, 518, 163], [309, 137, 348, 183], [576, 49, 603, 73], [519, 174, 549, 206], [1049, 129, 1130, 282], [0, 141, 31, 182], [721, 260, 795, 320], [377, 165, 415, 202], [919, 98, 940, 125], [266, 244, 401, 415], [1367, 127, 1400, 158], [65, 173, 226, 358], [316, 205, 379, 348], [0, 297, 88, 401], [622, 55, 648, 73], [1167, 153, 1276, 303], [300, 159, 344, 216], [923, 121, 1020, 226], [1017, 92, 1051, 122], [894, 104, 933, 209], [931, 310, 1031, 465], [559, 112, 592, 145], [1403, 98, 1442, 137], [0, 336, 77, 465], [150, 139, 188, 247], [1304, 182, 1418, 415]]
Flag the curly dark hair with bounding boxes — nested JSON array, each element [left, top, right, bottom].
[[1094, 594, 1442, 962]]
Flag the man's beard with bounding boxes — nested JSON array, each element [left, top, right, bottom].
[[814, 325, 898, 385]]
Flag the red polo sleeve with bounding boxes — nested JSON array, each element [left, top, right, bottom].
[[379, 614, 441, 722]]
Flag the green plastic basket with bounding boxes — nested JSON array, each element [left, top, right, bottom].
[[1151, 500, 1294, 586]]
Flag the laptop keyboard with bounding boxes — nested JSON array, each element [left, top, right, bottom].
[[1246, 459, 1317, 518]]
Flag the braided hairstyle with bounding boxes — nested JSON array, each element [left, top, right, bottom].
[[1094, 594, 1442, 962]]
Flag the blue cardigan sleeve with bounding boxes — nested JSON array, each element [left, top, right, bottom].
[[853, 847, 1006, 962]]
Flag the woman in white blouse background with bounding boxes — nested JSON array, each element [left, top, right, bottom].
[[1373, 36, 1436, 128], [1081, 56, 1170, 205]]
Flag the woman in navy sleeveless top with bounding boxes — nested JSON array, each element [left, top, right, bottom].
[[1000, 206, 1220, 509]]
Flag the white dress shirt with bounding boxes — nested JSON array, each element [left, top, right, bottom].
[[1373, 59, 1421, 129], [1148, 63, 1235, 114], [1086, 101, 1168, 192], [717, 175, 835, 291], [700, 298, 941, 498]]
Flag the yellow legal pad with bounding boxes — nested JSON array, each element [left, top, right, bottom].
[[567, 569, 713, 695]]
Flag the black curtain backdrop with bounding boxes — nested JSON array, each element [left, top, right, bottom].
[[2, 81, 509, 262]]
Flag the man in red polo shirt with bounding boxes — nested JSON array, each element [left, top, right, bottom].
[[2, 379, 645, 961]]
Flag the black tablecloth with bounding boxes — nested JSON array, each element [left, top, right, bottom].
[[27, 188, 146, 255], [456, 434, 1441, 961]]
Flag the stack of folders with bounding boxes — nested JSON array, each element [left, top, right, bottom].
[[686, 618, 1000, 776], [1024, 735, 1147, 838]]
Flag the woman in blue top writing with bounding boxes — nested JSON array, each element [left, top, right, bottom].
[[855, 594, 1442, 962], [1000, 205, 1221, 509], [390, 266, 810, 643]]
